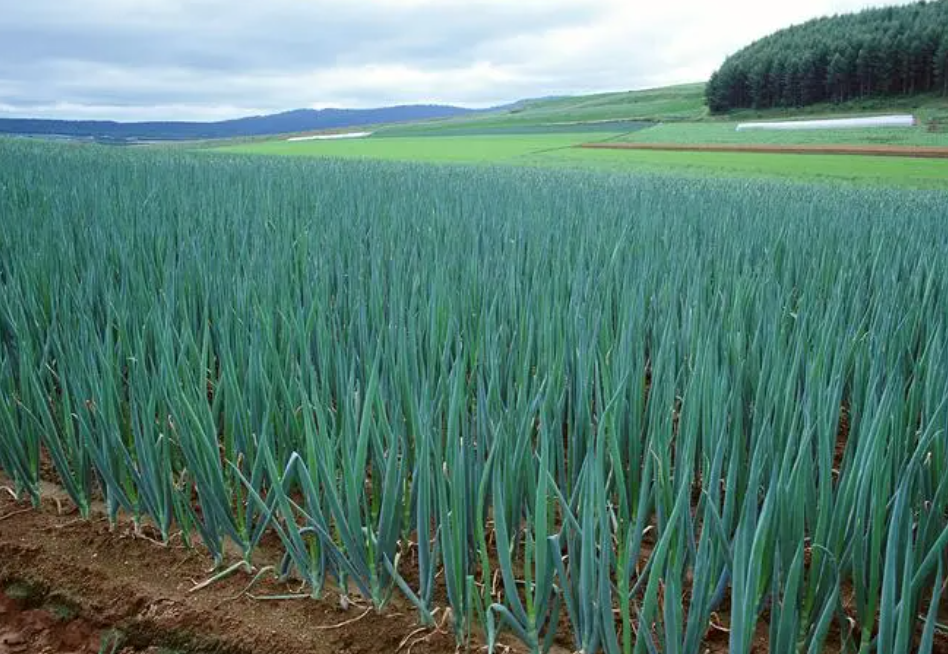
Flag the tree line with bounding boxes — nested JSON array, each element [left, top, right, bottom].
[[706, 0, 948, 113]]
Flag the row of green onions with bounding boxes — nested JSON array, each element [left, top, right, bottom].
[[0, 140, 946, 653]]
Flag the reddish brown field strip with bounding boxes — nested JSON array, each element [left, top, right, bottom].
[[579, 142, 948, 158]]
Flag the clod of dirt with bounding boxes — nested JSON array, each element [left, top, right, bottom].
[[0, 629, 27, 654], [0, 590, 101, 654]]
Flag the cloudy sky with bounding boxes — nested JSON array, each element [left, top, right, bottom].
[[0, 0, 911, 122]]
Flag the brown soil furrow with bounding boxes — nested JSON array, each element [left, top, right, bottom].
[[0, 488, 464, 654]]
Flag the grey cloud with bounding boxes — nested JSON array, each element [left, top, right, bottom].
[[0, 2, 597, 79], [0, 1, 616, 118], [0, 0, 915, 121]]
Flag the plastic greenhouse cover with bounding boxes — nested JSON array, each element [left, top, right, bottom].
[[736, 115, 915, 131]]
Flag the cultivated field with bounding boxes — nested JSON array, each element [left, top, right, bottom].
[[618, 122, 948, 148], [221, 133, 618, 163], [209, 83, 948, 188], [2, 140, 947, 654], [219, 133, 948, 189]]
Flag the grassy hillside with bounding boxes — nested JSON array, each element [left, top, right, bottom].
[[376, 85, 947, 136], [194, 83, 946, 145], [377, 83, 708, 135]]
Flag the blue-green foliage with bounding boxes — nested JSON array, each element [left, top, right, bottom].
[[1, 140, 947, 653]]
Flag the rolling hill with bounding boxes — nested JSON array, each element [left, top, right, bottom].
[[375, 83, 709, 135], [0, 104, 478, 142], [374, 83, 947, 137]]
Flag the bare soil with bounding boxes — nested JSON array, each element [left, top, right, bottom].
[[0, 486, 464, 654], [578, 142, 948, 158], [0, 588, 102, 654]]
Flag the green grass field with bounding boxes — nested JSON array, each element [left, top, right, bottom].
[[220, 133, 608, 163], [218, 132, 948, 189], [618, 122, 948, 147], [532, 147, 948, 189]]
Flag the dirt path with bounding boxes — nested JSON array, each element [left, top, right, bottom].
[[0, 486, 466, 654], [578, 142, 948, 158]]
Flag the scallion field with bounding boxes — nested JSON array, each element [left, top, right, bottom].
[[1, 140, 947, 653]]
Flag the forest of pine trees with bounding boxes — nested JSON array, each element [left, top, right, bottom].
[[706, 0, 948, 113]]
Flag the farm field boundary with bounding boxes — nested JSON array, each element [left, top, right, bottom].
[[579, 142, 948, 158]]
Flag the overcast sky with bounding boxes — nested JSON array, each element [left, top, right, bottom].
[[0, 0, 912, 122]]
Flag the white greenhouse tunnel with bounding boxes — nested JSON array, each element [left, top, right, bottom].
[[736, 115, 916, 131], [286, 131, 373, 141]]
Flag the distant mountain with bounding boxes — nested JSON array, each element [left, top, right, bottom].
[[0, 104, 478, 142]]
